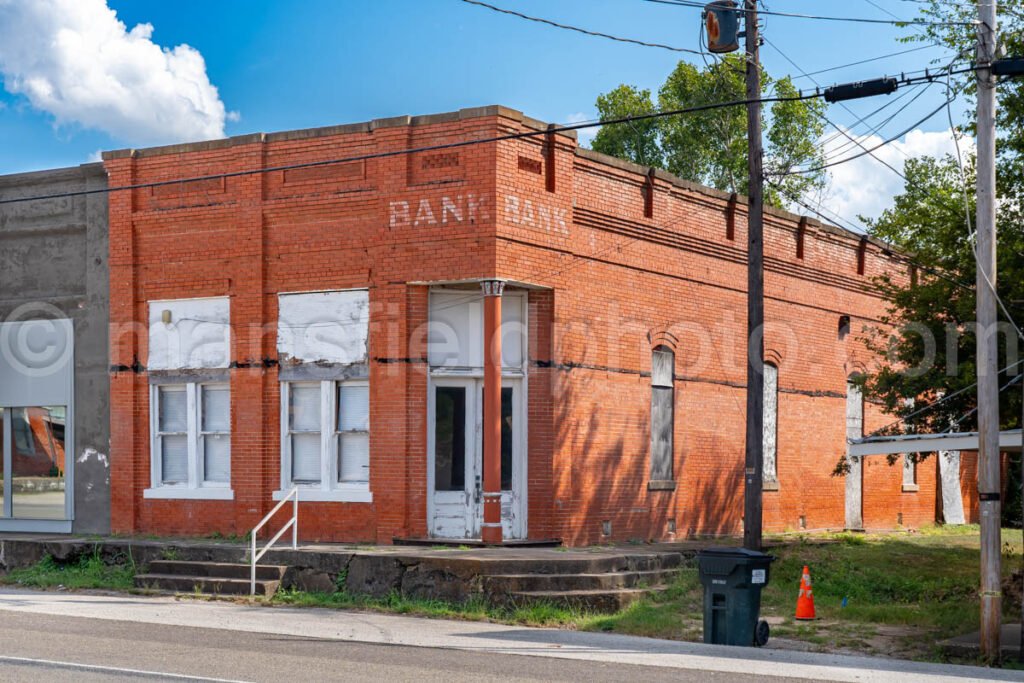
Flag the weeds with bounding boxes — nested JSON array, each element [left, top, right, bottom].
[[1, 551, 135, 591]]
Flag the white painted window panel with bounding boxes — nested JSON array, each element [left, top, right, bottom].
[[428, 291, 524, 369], [339, 433, 370, 483], [290, 385, 321, 431], [500, 300, 524, 369], [148, 298, 230, 370], [846, 382, 864, 438], [277, 290, 369, 365], [428, 292, 480, 368], [291, 434, 322, 483], [652, 349, 674, 387], [159, 387, 188, 432], [763, 364, 778, 482], [202, 386, 230, 432], [339, 384, 369, 431], [203, 435, 231, 483], [161, 435, 189, 484]]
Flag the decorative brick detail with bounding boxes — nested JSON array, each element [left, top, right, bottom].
[[518, 155, 542, 174], [420, 152, 459, 170]]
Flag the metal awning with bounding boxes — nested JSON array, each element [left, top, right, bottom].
[[848, 429, 1022, 457]]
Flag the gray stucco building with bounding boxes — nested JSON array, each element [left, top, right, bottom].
[[0, 163, 109, 533]]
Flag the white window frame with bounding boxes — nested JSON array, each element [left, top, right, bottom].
[[276, 379, 372, 503], [145, 382, 233, 500]]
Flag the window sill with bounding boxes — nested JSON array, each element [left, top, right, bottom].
[[902, 484, 920, 493], [763, 479, 780, 492], [144, 487, 235, 500], [273, 488, 373, 503], [647, 480, 677, 492]]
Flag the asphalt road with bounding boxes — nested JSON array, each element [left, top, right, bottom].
[[0, 610, 790, 682]]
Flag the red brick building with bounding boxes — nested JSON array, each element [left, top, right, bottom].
[[104, 105, 973, 545]]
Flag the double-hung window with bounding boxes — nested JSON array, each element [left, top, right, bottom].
[[147, 383, 232, 499], [280, 380, 370, 501]]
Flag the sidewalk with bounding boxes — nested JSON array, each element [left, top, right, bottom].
[[0, 587, 1015, 683]]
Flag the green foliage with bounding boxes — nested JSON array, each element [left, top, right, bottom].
[[591, 54, 827, 206], [1, 552, 135, 591], [852, 6, 1024, 525], [591, 85, 663, 168]]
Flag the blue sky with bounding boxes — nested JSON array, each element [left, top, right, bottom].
[[0, 0, 972, 226]]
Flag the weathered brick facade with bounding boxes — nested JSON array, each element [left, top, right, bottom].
[[104, 105, 974, 544]]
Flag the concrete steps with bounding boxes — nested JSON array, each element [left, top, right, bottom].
[[133, 560, 287, 597], [483, 568, 677, 593], [483, 553, 687, 612]]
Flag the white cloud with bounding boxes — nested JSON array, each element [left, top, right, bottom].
[[818, 127, 974, 229], [0, 0, 234, 146], [566, 112, 598, 149]]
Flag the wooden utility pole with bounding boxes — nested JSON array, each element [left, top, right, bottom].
[[975, 0, 1001, 662], [742, 0, 765, 552]]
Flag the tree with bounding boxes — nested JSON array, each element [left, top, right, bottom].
[[852, 4, 1024, 522], [591, 54, 828, 207]]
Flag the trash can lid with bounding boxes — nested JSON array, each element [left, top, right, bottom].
[[697, 546, 774, 560]]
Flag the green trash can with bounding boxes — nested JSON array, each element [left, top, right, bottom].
[[697, 547, 774, 647]]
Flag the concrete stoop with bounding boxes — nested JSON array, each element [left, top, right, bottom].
[[134, 561, 287, 597], [0, 536, 695, 613], [483, 558, 685, 611]]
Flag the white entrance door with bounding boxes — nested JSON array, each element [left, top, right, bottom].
[[428, 377, 524, 539]]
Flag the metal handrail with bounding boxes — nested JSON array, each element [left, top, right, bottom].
[[250, 486, 298, 595]]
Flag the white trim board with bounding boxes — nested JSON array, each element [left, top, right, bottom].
[[849, 429, 1022, 457]]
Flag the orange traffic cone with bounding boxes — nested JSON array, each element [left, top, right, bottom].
[[795, 565, 816, 620]]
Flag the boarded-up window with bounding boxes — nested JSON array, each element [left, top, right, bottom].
[[903, 455, 917, 488], [148, 297, 230, 370], [427, 290, 525, 370], [763, 363, 778, 483], [277, 290, 369, 365], [650, 347, 674, 482]]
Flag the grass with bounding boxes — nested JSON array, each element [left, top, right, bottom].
[[0, 552, 135, 592], [3, 526, 1022, 663], [574, 526, 1024, 661], [272, 588, 592, 627]]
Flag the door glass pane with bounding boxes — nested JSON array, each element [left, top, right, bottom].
[[289, 384, 321, 431], [161, 434, 189, 484], [434, 387, 466, 491], [501, 387, 513, 491], [291, 433, 321, 483], [11, 406, 67, 519], [339, 432, 369, 483], [338, 384, 369, 432], [202, 386, 230, 433], [159, 387, 187, 432], [481, 387, 514, 491]]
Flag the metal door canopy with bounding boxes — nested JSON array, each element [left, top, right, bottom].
[[849, 429, 1022, 457]]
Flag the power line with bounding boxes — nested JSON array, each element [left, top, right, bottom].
[[789, 44, 941, 81], [764, 36, 909, 181], [772, 94, 955, 176], [641, 0, 977, 26], [458, 0, 708, 55], [0, 93, 820, 207]]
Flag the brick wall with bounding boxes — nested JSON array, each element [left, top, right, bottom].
[[105, 105, 970, 544]]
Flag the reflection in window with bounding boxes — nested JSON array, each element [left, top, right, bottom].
[[0, 408, 5, 517], [11, 406, 67, 520]]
